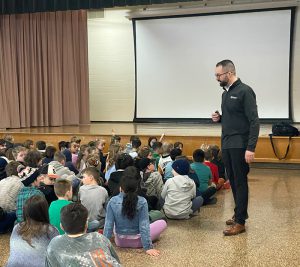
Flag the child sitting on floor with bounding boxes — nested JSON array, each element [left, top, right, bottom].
[[79, 167, 108, 232], [161, 159, 203, 219], [151, 141, 162, 169], [108, 153, 134, 196], [158, 142, 173, 176], [49, 180, 72, 234], [201, 144, 225, 190], [164, 148, 182, 180], [7, 195, 59, 267], [46, 203, 121, 267], [210, 145, 230, 189], [104, 173, 167, 256], [139, 158, 164, 201], [190, 149, 217, 205], [174, 141, 183, 150]]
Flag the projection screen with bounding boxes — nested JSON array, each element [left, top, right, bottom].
[[133, 8, 293, 121]]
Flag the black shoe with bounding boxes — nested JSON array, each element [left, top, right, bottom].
[[204, 197, 217, 205]]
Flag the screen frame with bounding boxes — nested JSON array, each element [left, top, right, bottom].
[[132, 7, 295, 123]]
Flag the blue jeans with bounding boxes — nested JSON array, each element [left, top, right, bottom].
[[0, 211, 16, 234], [160, 196, 203, 213], [87, 218, 105, 232], [191, 196, 204, 212]]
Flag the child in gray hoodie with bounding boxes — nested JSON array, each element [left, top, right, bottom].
[[79, 167, 108, 231], [161, 159, 203, 219]]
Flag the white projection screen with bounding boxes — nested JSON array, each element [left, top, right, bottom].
[[133, 8, 293, 121]]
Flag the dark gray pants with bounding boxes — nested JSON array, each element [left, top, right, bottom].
[[222, 148, 249, 225]]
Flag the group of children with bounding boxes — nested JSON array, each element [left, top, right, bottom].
[[0, 133, 228, 266]]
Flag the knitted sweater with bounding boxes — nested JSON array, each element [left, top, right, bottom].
[[0, 176, 24, 211]]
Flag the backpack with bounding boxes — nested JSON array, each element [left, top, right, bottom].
[[269, 122, 299, 160]]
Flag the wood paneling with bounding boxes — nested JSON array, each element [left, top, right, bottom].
[[2, 129, 299, 163]]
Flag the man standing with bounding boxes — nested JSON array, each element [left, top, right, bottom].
[[212, 59, 259, 236]]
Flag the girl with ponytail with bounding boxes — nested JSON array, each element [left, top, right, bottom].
[[104, 166, 167, 256]]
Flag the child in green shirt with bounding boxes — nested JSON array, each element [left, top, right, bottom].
[[49, 180, 72, 234]]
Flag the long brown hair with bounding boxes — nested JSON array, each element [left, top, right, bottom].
[[106, 143, 122, 169], [18, 195, 51, 247], [76, 144, 88, 170]]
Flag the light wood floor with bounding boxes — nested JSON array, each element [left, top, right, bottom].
[[1, 167, 300, 267]]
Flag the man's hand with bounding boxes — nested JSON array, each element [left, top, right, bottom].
[[245, 150, 255, 164], [146, 249, 160, 256], [212, 111, 221, 122]]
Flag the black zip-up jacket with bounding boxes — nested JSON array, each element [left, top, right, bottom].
[[220, 79, 259, 152]]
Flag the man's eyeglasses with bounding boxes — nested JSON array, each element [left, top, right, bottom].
[[215, 72, 229, 78]]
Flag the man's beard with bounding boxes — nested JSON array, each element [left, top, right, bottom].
[[219, 80, 228, 87]]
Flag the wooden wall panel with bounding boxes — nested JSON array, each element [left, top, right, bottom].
[[6, 133, 300, 163]]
